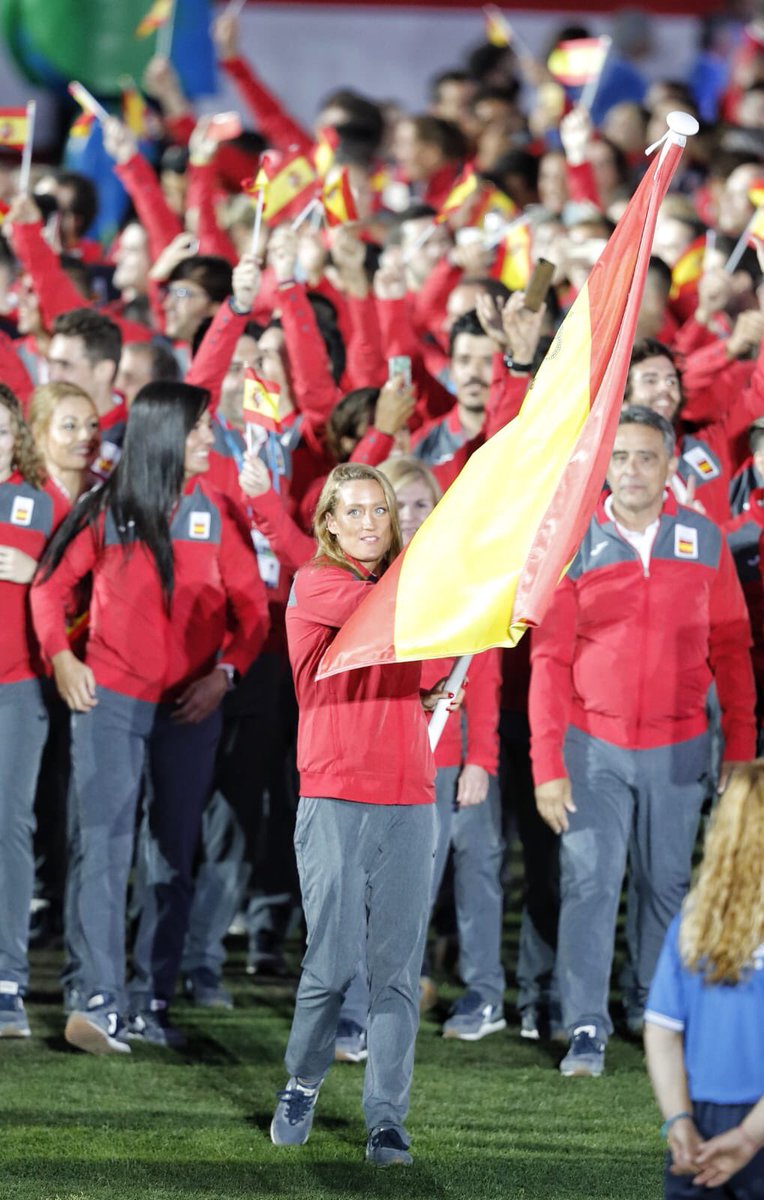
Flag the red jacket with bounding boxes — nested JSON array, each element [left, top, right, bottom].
[[220, 55, 313, 158], [32, 478, 269, 704], [529, 494, 755, 784], [12, 222, 153, 345], [286, 558, 435, 805], [0, 473, 68, 684], [725, 491, 764, 715]]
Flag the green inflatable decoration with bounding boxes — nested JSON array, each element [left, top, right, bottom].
[[1, 0, 166, 95]]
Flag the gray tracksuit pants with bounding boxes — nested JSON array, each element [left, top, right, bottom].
[[68, 686, 221, 1011], [558, 726, 710, 1040], [285, 796, 436, 1132], [341, 764, 505, 1027], [0, 678, 49, 988]]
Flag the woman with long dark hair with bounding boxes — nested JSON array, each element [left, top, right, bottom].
[[269, 462, 459, 1167], [32, 381, 269, 1054], [0, 385, 68, 1037]]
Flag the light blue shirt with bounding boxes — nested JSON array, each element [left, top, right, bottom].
[[646, 914, 764, 1105]]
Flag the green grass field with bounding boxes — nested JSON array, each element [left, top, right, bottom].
[[3, 939, 665, 1200]]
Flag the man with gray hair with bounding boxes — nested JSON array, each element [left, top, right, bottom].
[[529, 405, 755, 1078]]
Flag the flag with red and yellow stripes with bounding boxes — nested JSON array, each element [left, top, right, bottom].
[[669, 234, 705, 300], [243, 370, 281, 433], [0, 108, 29, 149], [313, 126, 338, 179], [135, 0, 172, 38], [121, 79, 150, 138], [69, 110, 95, 140], [322, 166, 358, 226], [483, 6, 512, 48], [493, 218, 533, 290], [547, 36, 608, 87], [747, 182, 764, 242], [437, 166, 516, 229], [242, 150, 318, 225], [317, 135, 686, 677]]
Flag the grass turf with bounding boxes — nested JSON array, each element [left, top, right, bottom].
[[3, 947, 665, 1200]]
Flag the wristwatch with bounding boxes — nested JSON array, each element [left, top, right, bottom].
[[216, 663, 240, 690], [503, 352, 534, 374]]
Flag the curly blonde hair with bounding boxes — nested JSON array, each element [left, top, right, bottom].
[[679, 762, 764, 984], [313, 463, 402, 574], [0, 384, 46, 488]]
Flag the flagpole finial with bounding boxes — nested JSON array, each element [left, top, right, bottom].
[[645, 110, 699, 157], [666, 111, 700, 142]]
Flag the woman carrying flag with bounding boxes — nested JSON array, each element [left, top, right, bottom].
[[269, 461, 460, 1167]]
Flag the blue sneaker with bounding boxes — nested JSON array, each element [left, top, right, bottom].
[[366, 1124, 413, 1167], [127, 999, 187, 1048], [270, 1077, 321, 1146], [183, 969, 234, 1010], [334, 1019, 368, 1063], [442, 990, 507, 1041], [559, 1025, 606, 1077], [65, 993, 130, 1055], [0, 982, 30, 1038]]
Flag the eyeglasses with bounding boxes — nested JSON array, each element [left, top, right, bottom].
[[163, 285, 205, 302]]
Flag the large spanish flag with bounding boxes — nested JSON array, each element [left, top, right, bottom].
[[317, 134, 686, 678]]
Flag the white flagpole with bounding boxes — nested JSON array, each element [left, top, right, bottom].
[[726, 215, 756, 274], [291, 196, 320, 231], [403, 221, 437, 264], [68, 82, 110, 124], [157, 0, 177, 60], [428, 654, 472, 751], [251, 188, 266, 257], [18, 101, 36, 195], [226, 0, 247, 15], [579, 35, 611, 115]]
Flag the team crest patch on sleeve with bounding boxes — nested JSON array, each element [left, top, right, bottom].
[[189, 511, 211, 540], [10, 495, 34, 525], [674, 523, 698, 559], [682, 445, 720, 480]]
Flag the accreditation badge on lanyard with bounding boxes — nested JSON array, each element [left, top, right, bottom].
[[251, 527, 280, 589]]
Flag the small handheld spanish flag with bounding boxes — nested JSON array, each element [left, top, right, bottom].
[[322, 167, 358, 226], [0, 108, 30, 149], [69, 110, 95, 140], [313, 126, 339, 179], [243, 369, 282, 433], [547, 36, 608, 88], [747, 182, 764, 242], [492, 219, 533, 290], [436, 166, 479, 224], [135, 0, 172, 38], [437, 166, 516, 229], [243, 150, 318, 225], [121, 77, 150, 138], [483, 6, 512, 48]]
